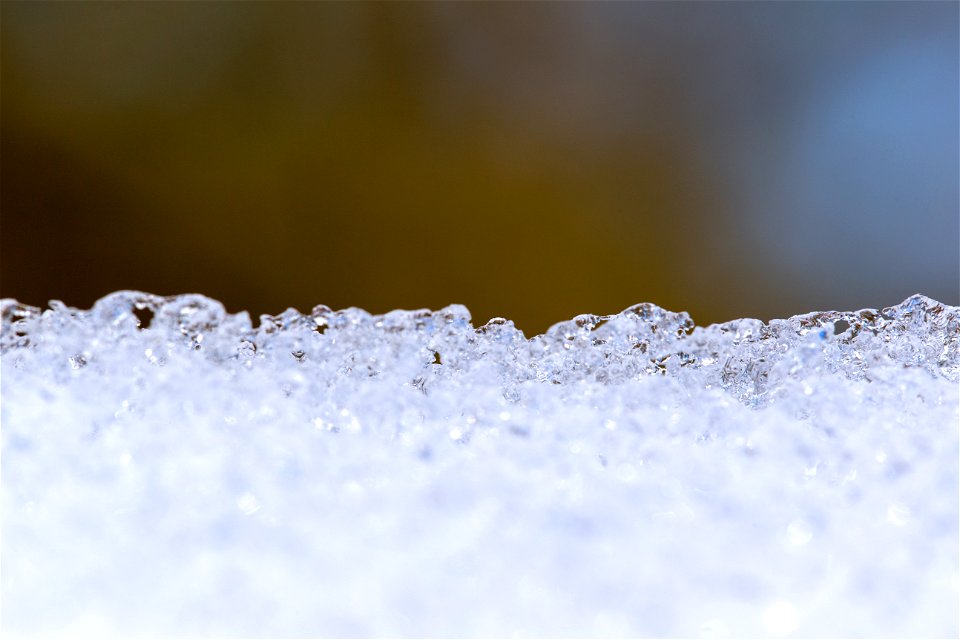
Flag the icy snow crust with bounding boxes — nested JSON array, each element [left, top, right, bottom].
[[2, 292, 958, 637]]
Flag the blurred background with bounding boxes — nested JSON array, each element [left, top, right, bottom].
[[2, 1, 957, 335]]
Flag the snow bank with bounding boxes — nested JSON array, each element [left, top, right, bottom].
[[2, 292, 957, 637]]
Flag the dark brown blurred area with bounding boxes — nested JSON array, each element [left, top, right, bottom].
[[2, 2, 957, 335]]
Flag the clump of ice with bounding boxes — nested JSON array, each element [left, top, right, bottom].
[[2, 292, 957, 637]]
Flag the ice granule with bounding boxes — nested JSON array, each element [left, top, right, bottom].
[[2, 291, 957, 637]]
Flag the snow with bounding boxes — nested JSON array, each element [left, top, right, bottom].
[[2, 291, 957, 637]]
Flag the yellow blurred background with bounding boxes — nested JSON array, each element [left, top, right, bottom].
[[2, 2, 957, 334]]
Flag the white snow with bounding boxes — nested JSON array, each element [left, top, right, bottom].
[[2, 291, 957, 637]]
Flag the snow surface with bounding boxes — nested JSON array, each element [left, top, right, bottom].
[[2, 292, 958, 638]]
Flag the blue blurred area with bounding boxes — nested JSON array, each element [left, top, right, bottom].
[[2, 2, 956, 331], [733, 25, 958, 311]]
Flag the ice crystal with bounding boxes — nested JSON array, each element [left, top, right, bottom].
[[2, 292, 957, 637]]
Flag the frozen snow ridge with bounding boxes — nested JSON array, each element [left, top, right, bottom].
[[2, 292, 958, 637]]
